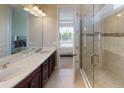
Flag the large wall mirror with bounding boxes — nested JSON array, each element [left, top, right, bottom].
[[0, 4, 43, 58], [0, 5, 28, 58], [11, 7, 28, 54]]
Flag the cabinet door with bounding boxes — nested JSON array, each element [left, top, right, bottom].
[[30, 73, 41, 88], [51, 53, 56, 71], [48, 58, 52, 77], [42, 65, 48, 87], [42, 71, 48, 86]]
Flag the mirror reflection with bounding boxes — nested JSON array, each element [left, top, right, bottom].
[[0, 4, 43, 58], [11, 7, 28, 54]]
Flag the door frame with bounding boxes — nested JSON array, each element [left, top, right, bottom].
[[57, 5, 74, 68], [73, 5, 80, 81], [56, 5, 80, 81], [57, 5, 76, 68], [56, 5, 77, 68]]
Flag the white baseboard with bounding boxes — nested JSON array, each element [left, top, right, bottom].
[[80, 68, 92, 88]]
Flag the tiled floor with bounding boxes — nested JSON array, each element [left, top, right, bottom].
[[94, 67, 124, 88], [44, 69, 84, 88], [59, 57, 73, 69]]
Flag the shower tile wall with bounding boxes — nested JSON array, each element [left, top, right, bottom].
[[102, 14, 124, 48], [98, 8, 124, 87]]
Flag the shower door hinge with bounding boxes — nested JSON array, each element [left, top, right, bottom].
[[91, 54, 99, 65]]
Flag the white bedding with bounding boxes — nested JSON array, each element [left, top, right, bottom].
[[60, 43, 73, 55]]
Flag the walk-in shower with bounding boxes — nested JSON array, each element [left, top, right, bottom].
[[80, 4, 124, 88]]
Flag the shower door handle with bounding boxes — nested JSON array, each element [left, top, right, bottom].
[[91, 54, 99, 65]]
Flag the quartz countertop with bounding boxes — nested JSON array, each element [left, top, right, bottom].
[[0, 47, 56, 88]]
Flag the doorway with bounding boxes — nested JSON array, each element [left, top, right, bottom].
[[59, 26, 74, 69], [58, 6, 75, 69]]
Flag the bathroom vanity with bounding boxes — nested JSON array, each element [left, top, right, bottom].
[[0, 47, 56, 88], [15, 51, 56, 88]]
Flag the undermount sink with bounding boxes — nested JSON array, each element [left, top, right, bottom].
[[0, 66, 24, 82]]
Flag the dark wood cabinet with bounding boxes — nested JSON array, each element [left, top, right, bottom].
[[48, 57, 52, 77], [14, 51, 56, 88], [50, 53, 56, 74], [41, 60, 49, 87], [16, 82, 29, 88], [29, 73, 41, 88], [15, 66, 41, 88]]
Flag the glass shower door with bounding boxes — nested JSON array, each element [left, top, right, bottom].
[[81, 4, 124, 88], [94, 4, 124, 88], [81, 4, 94, 87]]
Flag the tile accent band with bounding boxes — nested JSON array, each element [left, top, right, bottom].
[[82, 33, 124, 37]]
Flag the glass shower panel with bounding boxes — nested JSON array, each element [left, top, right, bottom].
[[94, 4, 124, 88], [81, 5, 94, 87]]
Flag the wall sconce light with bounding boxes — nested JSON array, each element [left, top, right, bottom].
[[24, 7, 30, 12], [42, 12, 46, 16], [32, 5, 39, 11], [24, 4, 46, 17], [117, 13, 121, 17]]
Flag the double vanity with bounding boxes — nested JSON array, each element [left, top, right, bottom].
[[0, 47, 56, 88]]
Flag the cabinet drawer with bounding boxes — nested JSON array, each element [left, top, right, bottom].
[[42, 60, 48, 74], [48, 59, 53, 77], [43, 71, 48, 80], [42, 65, 48, 79]]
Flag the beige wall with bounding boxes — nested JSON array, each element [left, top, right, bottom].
[[28, 14, 43, 47], [79, 4, 105, 17], [41, 5, 57, 47], [79, 4, 93, 17], [28, 5, 57, 48]]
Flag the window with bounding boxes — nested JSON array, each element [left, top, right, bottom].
[[59, 6, 74, 48], [59, 27, 74, 47]]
